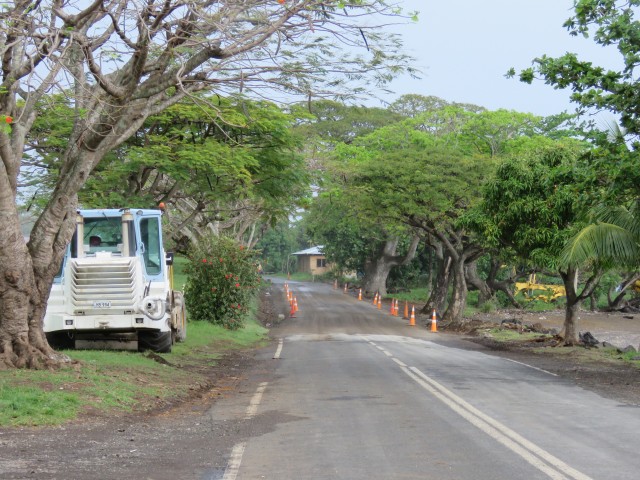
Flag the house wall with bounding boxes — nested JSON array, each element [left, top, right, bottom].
[[296, 255, 331, 275]]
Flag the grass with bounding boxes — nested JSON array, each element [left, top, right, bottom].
[[272, 272, 316, 282], [388, 288, 429, 305], [0, 256, 269, 428], [601, 347, 640, 366], [485, 327, 552, 342], [0, 314, 268, 427]]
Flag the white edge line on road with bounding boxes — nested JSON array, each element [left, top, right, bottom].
[[407, 367, 592, 480], [224, 381, 269, 479], [273, 339, 284, 359], [222, 442, 246, 480], [392, 357, 408, 368], [363, 339, 591, 480], [503, 358, 558, 376], [244, 382, 268, 420], [402, 367, 570, 480]]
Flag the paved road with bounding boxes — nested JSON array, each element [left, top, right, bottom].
[[211, 279, 640, 480]]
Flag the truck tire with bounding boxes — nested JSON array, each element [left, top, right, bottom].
[[138, 330, 172, 353], [46, 332, 75, 350]]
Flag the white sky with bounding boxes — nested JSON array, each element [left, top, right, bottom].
[[376, 0, 621, 117]]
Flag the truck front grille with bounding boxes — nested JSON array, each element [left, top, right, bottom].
[[70, 258, 139, 309]]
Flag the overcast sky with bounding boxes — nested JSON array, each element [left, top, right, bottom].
[[375, 0, 620, 117]]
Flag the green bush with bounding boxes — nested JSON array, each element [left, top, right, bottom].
[[480, 299, 498, 313], [184, 236, 262, 329]]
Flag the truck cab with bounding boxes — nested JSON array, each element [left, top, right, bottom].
[[44, 208, 186, 352]]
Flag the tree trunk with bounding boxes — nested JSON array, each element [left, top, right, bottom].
[[563, 301, 580, 346], [559, 266, 601, 346], [465, 261, 492, 306], [0, 204, 74, 369], [589, 292, 597, 312], [421, 246, 450, 315], [362, 257, 394, 296], [443, 256, 467, 322], [486, 258, 521, 308], [607, 273, 640, 311], [1, 131, 101, 368], [362, 236, 420, 297]]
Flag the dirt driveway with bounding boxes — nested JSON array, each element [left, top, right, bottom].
[[470, 308, 640, 350]]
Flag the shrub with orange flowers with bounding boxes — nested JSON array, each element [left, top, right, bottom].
[[184, 236, 261, 329], [0, 114, 12, 134]]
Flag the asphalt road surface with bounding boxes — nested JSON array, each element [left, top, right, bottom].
[[211, 278, 640, 480], [2, 279, 640, 480]]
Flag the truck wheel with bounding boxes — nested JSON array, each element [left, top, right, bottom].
[[46, 332, 75, 350], [138, 331, 172, 353]]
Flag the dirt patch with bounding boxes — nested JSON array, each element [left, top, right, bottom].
[[453, 308, 640, 407]]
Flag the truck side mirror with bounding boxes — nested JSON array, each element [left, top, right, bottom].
[[166, 251, 174, 266]]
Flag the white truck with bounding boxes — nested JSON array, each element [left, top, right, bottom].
[[44, 208, 186, 352]]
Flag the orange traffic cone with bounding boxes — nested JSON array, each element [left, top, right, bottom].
[[409, 306, 416, 326], [377, 296, 382, 310], [403, 301, 409, 319], [294, 297, 299, 313], [394, 299, 399, 316], [431, 309, 438, 332], [358, 289, 362, 301], [390, 299, 395, 315], [373, 292, 378, 306], [289, 301, 296, 318]]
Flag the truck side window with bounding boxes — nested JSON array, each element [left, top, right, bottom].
[[140, 217, 162, 275]]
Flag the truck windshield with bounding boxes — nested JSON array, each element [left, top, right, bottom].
[[83, 217, 123, 254], [140, 217, 162, 275]]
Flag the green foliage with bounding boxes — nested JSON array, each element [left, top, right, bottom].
[[184, 236, 262, 329], [82, 95, 308, 210], [171, 255, 190, 291], [304, 191, 385, 274], [254, 222, 306, 273], [472, 137, 588, 269], [480, 299, 498, 313], [513, 0, 640, 137]]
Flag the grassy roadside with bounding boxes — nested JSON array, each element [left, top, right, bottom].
[[0, 314, 268, 428], [0, 259, 269, 428]]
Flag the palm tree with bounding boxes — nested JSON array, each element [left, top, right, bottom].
[[561, 197, 640, 311]]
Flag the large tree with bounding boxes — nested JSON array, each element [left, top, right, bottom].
[[511, 0, 640, 309], [512, 0, 640, 137], [304, 186, 419, 295], [474, 137, 599, 345], [0, 0, 414, 368], [332, 107, 546, 322]]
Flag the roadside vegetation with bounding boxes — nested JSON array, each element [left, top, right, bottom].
[[0, 260, 269, 428]]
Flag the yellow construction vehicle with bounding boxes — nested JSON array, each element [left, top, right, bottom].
[[514, 274, 566, 302]]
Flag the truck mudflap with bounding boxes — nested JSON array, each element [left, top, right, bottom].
[[170, 290, 187, 342]]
